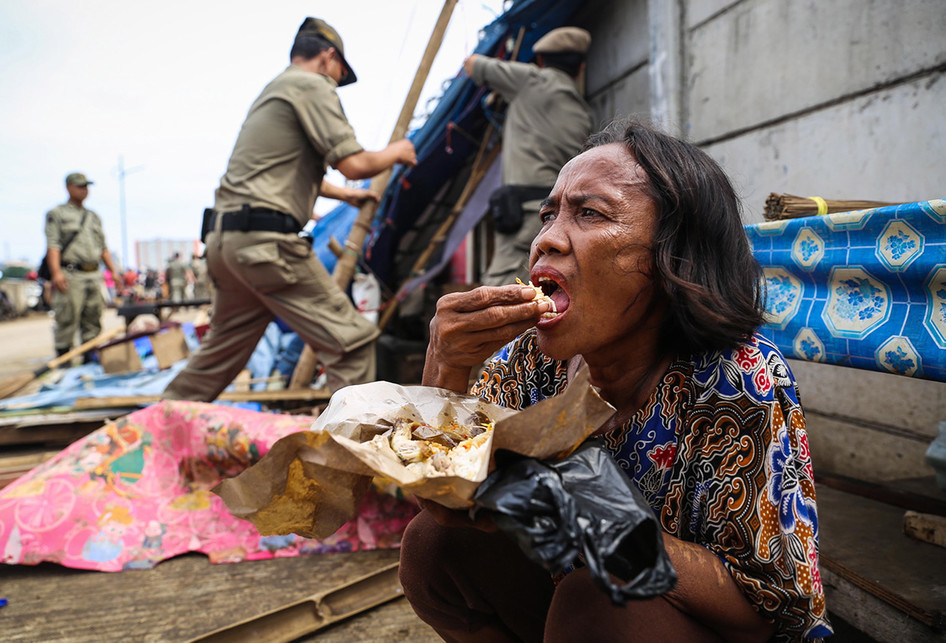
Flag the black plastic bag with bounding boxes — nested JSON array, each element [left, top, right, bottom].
[[472, 440, 677, 605]]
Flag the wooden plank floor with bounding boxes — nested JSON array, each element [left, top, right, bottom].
[[0, 549, 440, 642], [817, 482, 946, 640]]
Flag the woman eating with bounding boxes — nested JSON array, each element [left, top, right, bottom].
[[399, 119, 832, 642]]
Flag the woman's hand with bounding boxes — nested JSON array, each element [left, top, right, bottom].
[[416, 497, 499, 532], [422, 284, 552, 391]]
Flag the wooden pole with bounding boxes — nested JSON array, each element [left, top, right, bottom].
[[290, 0, 458, 389]]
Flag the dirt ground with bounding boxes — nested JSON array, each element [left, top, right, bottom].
[[0, 308, 125, 381]]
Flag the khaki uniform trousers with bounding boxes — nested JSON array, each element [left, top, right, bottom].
[[481, 200, 543, 287], [169, 280, 185, 302], [51, 269, 104, 352], [162, 229, 379, 402]]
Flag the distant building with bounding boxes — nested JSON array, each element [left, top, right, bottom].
[[135, 239, 201, 272]]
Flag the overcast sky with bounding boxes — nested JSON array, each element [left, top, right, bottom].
[[0, 0, 504, 268]]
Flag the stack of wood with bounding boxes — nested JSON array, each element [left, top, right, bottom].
[[763, 193, 900, 221]]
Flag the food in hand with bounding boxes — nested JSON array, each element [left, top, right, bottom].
[[517, 278, 557, 319]]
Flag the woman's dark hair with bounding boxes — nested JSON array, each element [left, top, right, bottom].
[[290, 33, 332, 61], [583, 118, 765, 355]]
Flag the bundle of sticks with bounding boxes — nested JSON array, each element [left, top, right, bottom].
[[763, 193, 900, 221]]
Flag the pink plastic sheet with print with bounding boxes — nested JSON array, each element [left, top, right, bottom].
[[0, 401, 418, 572]]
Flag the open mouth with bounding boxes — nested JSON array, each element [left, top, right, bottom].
[[536, 276, 568, 320]]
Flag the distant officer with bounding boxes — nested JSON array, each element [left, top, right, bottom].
[[190, 253, 212, 300], [464, 27, 594, 286], [163, 17, 416, 401], [165, 252, 188, 302], [44, 172, 119, 357]]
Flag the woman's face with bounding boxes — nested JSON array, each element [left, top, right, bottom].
[[529, 142, 662, 362]]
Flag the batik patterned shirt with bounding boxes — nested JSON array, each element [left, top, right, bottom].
[[471, 328, 833, 641]]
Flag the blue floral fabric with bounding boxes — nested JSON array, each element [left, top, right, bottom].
[[747, 199, 946, 381]]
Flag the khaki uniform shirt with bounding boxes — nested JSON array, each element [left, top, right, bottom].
[[44, 202, 107, 265], [166, 259, 188, 284], [214, 66, 364, 229], [471, 58, 593, 187]]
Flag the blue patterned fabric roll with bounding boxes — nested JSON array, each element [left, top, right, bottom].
[[747, 199, 946, 382]]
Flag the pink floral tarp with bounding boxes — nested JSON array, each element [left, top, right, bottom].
[[0, 401, 418, 572]]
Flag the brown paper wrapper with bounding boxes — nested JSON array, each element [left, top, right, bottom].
[[214, 364, 614, 538]]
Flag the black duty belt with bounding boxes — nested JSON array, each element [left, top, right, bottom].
[[63, 262, 99, 272], [211, 207, 301, 234]]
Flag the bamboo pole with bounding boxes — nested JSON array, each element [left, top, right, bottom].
[[290, 0, 458, 389]]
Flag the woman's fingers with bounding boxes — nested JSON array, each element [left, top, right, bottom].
[[429, 286, 544, 368]]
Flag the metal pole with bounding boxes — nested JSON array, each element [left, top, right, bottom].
[[118, 155, 128, 269], [114, 156, 143, 269]]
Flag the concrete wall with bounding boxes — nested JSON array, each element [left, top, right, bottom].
[[575, 0, 651, 128], [574, 0, 946, 482]]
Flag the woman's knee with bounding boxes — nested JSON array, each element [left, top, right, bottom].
[[399, 510, 448, 595]]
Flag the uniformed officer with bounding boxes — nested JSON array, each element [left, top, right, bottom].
[[463, 27, 594, 286], [44, 172, 119, 358], [189, 253, 212, 300], [162, 17, 416, 402], [165, 252, 188, 302]]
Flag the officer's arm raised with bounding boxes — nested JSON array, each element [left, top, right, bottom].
[[334, 139, 417, 180]]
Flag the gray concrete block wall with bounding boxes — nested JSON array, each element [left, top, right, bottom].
[[687, 0, 946, 144], [683, 0, 946, 482], [704, 71, 946, 221], [587, 69, 651, 129], [574, 0, 651, 128], [576, 0, 651, 98]]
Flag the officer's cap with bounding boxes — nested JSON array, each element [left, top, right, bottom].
[[65, 172, 93, 187], [297, 17, 357, 86], [533, 27, 591, 55]]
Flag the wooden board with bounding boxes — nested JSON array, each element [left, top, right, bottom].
[[70, 387, 332, 410], [0, 550, 438, 642], [0, 448, 60, 489], [0, 409, 119, 447], [817, 484, 946, 631]]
